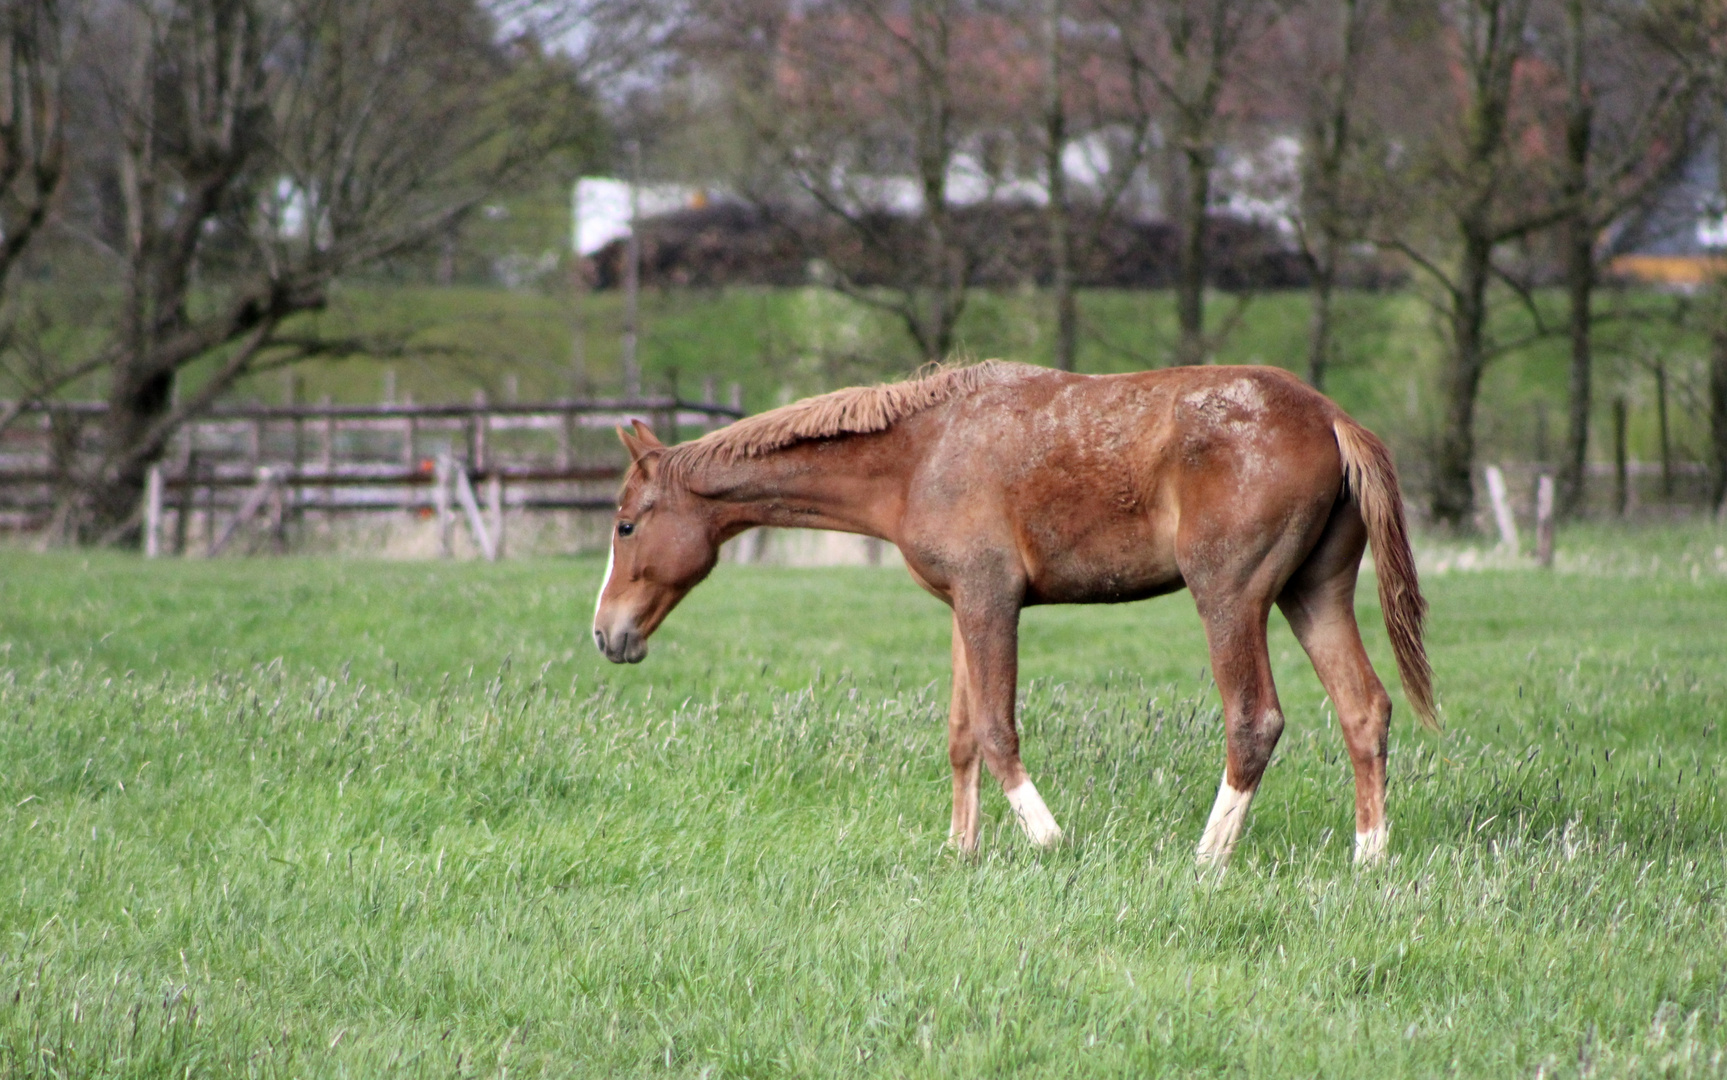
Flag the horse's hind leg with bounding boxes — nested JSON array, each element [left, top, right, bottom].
[[1194, 598, 1285, 872], [1277, 508, 1394, 865]]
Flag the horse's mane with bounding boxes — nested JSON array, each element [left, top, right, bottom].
[[662, 360, 1030, 478]]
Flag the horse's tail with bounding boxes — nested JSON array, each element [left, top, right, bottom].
[[1333, 417, 1439, 730]]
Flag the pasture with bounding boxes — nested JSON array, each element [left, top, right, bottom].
[[0, 532, 1723, 1077]]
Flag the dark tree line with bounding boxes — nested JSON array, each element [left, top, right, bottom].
[[667, 0, 1725, 527], [3, 0, 1727, 542]]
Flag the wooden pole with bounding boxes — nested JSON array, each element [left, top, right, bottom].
[[1654, 359, 1672, 499], [210, 468, 278, 557], [287, 373, 304, 533], [454, 465, 497, 562], [1484, 465, 1519, 553], [1535, 473, 1555, 568], [435, 453, 454, 558], [173, 452, 195, 556], [470, 389, 488, 474], [1612, 395, 1628, 518], [144, 463, 164, 558], [401, 392, 416, 515], [486, 473, 504, 560], [320, 394, 335, 523], [268, 480, 286, 553]]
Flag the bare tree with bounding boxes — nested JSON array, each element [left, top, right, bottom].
[[1042, 0, 1077, 370], [15, 0, 590, 541], [1283, 0, 1380, 392], [1095, 0, 1285, 364], [1034, 0, 1161, 372], [0, 0, 80, 426], [1381, 0, 1572, 529], [1711, 93, 1727, 517], [1546, 0, 1697, 518], [0, 0, 63, 295], [692, 0, 1038, 365]]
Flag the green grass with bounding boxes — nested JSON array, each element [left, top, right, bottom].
[[1, 534, 1724, 1076]]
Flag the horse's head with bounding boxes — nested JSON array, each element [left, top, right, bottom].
[[592, 421, 721, 664]]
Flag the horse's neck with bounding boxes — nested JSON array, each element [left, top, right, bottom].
[[688, 435, 911, 540]]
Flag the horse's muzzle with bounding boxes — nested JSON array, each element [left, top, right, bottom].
[[593, 624, 647, 664]]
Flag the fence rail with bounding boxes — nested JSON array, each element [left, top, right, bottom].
[[0, 392, 745, 555]]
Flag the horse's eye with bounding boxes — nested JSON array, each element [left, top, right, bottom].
[[617, 522, 634, 537]]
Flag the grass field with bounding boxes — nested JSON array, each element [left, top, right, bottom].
[[1, 530, 1724, 1077]]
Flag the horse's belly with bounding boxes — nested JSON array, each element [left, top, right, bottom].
[[1020, 524, 1183, 605]]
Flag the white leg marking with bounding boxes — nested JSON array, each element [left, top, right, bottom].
[[1005, 779, 1063, 847], [593, 541, 616, 625], [1354, 821, 1390, 865], [1195, 772, 1255, 872]]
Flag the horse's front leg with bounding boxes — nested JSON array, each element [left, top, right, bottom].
[[952, 597, 1063, 849], [947, 612, 982, 850]]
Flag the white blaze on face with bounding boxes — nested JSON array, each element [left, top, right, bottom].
[[1355, 821, 1390, 865], [1005, 779, 1063, 847], [593, 538, 616, 626], [1195, 772, 1256, 871]]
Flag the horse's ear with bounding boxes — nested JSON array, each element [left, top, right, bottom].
[[617, 423, 664, 475], [630, 419, 664, 449]]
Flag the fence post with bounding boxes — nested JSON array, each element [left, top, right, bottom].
[[1535, 473, 1555, 569], [435, 453, 454, 558], [453, 464, 496, 561], [320, 394, 335, 522], [486, 473, 504, 559], [470, 389, 488, 474], [1484, 465, 1518, 554], [173, 452, 196, 556], [268, 480, 286, 553], [210, 467, 278, 557], [1612, 396, 1629, 517], [287, 374, 304, 533], [400, 392, 417, 516], [144, 464, 164, 558]]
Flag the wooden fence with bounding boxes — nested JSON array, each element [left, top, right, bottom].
[[0, 391, 744, 557]]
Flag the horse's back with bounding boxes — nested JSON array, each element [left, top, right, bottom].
[[901, 364, 1350, 605]]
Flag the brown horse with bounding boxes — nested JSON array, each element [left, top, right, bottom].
[[593, 361, 1435, 869]]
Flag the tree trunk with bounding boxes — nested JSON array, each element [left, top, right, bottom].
[[1303, 0, 1366, 394], [914, 0, 957, 365], [1711, 295, 1727, 514], [1306, 252, 1336, 392], [90, 364, 175, 542], [1557, 212, 1594, 518], [1043, 0, 1076, 372], [1655, 358, 1671, 499], [1176, 136, 1211, 365], [1432, 224, 1494, 529], [1556, 0, 1594, 519]]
